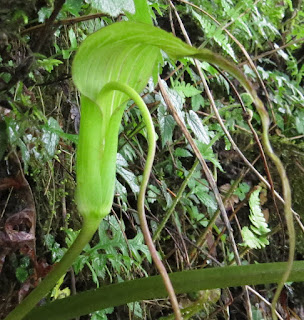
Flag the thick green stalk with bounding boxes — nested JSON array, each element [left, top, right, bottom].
[[4, 216, 101, 320], [25, 261, 304, 320]]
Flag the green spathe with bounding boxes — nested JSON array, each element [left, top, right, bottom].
[[72, 21, 253, 221], [73, 23, 163, 220]]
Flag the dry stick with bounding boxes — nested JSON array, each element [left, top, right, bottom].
[[246, 287, 285, 320], [189, 172, 247, 264], [215, 66, 282, 224], [21, 13, 110, 35], [158, 76, 248, 294], [158, 78, 236, 257], [239, 36, 304, 65], [33, 0, 67, 52], [169, 3, 252, 318], [198, 64, 255, 320]]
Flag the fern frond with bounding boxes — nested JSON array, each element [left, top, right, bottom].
[[241, 187, 270, 249], [249, 187, 271, 235], [191, 9, 237, 61], [173, 80, 202, 98]]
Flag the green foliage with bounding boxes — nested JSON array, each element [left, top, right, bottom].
[[234, 182, 250, 201], [187, 111, 210, 144], [15, 256, 31, 283], [50, 275, 70, 300], [36, 58, 63, 73], [157, 104, 176, 147], [46, 215, 151, 286], [91, 308, 115, 320], [172, 80, 202, 98], [241, 187, 271, 249], [45, 215, 150, 319], [2, 0, 304, 319], [87, 0, 135, 17], [3, 90, 68, 172], [186, 167, 218, 216], [191, 9, 237, 61]]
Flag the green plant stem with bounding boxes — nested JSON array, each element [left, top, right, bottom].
[[101, 81, 182, 320], [4, 216, 102, 320], [25, 261, 304, 320], [153, 159, 199, 241], [191, 51, 294, 320]]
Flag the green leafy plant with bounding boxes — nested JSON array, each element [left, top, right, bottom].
[[15, 255, 31, 283], [241, 187, 271, 249], [50, 275, 70, 300], [46, 216, 151, 287], [4, 1, 296, 320], [45, 216, 150, 319]]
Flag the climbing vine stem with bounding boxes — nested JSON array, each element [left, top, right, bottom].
[[101, 81, 182, 320], [191, 52, 294, 320]]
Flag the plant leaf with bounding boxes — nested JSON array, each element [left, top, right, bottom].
[[41, 117, 61, 159], [116, 153, 140, 193], [187, 110, 210, 144], [157, 104, 175, 147], [249, 187, 270, 235], [173, 81, 202, 98], [241, 187, 270, 249], [86, 0, 135, 17], [126, 0, 152, 25], [25, 261, 304, 320]]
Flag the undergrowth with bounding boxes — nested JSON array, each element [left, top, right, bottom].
[[1, 0, 304, 319]]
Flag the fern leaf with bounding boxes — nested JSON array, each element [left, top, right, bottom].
[[173, 81, 202, 98], [249, 187, 271, 235], [191, 9, 237, 62], [241, 227, 264, 249], [241, 187, 270, 249]]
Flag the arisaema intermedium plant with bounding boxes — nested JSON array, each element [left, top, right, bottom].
[[5, 3, 298, 320]]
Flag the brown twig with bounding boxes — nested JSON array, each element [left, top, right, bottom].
[[2, 0, 67, 93], [21, 13, 111, 35], [33, 0, 67, 52], [213, 66, 282, 225], [169, 2, 254, 318], [239, 37, 304, 65]]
